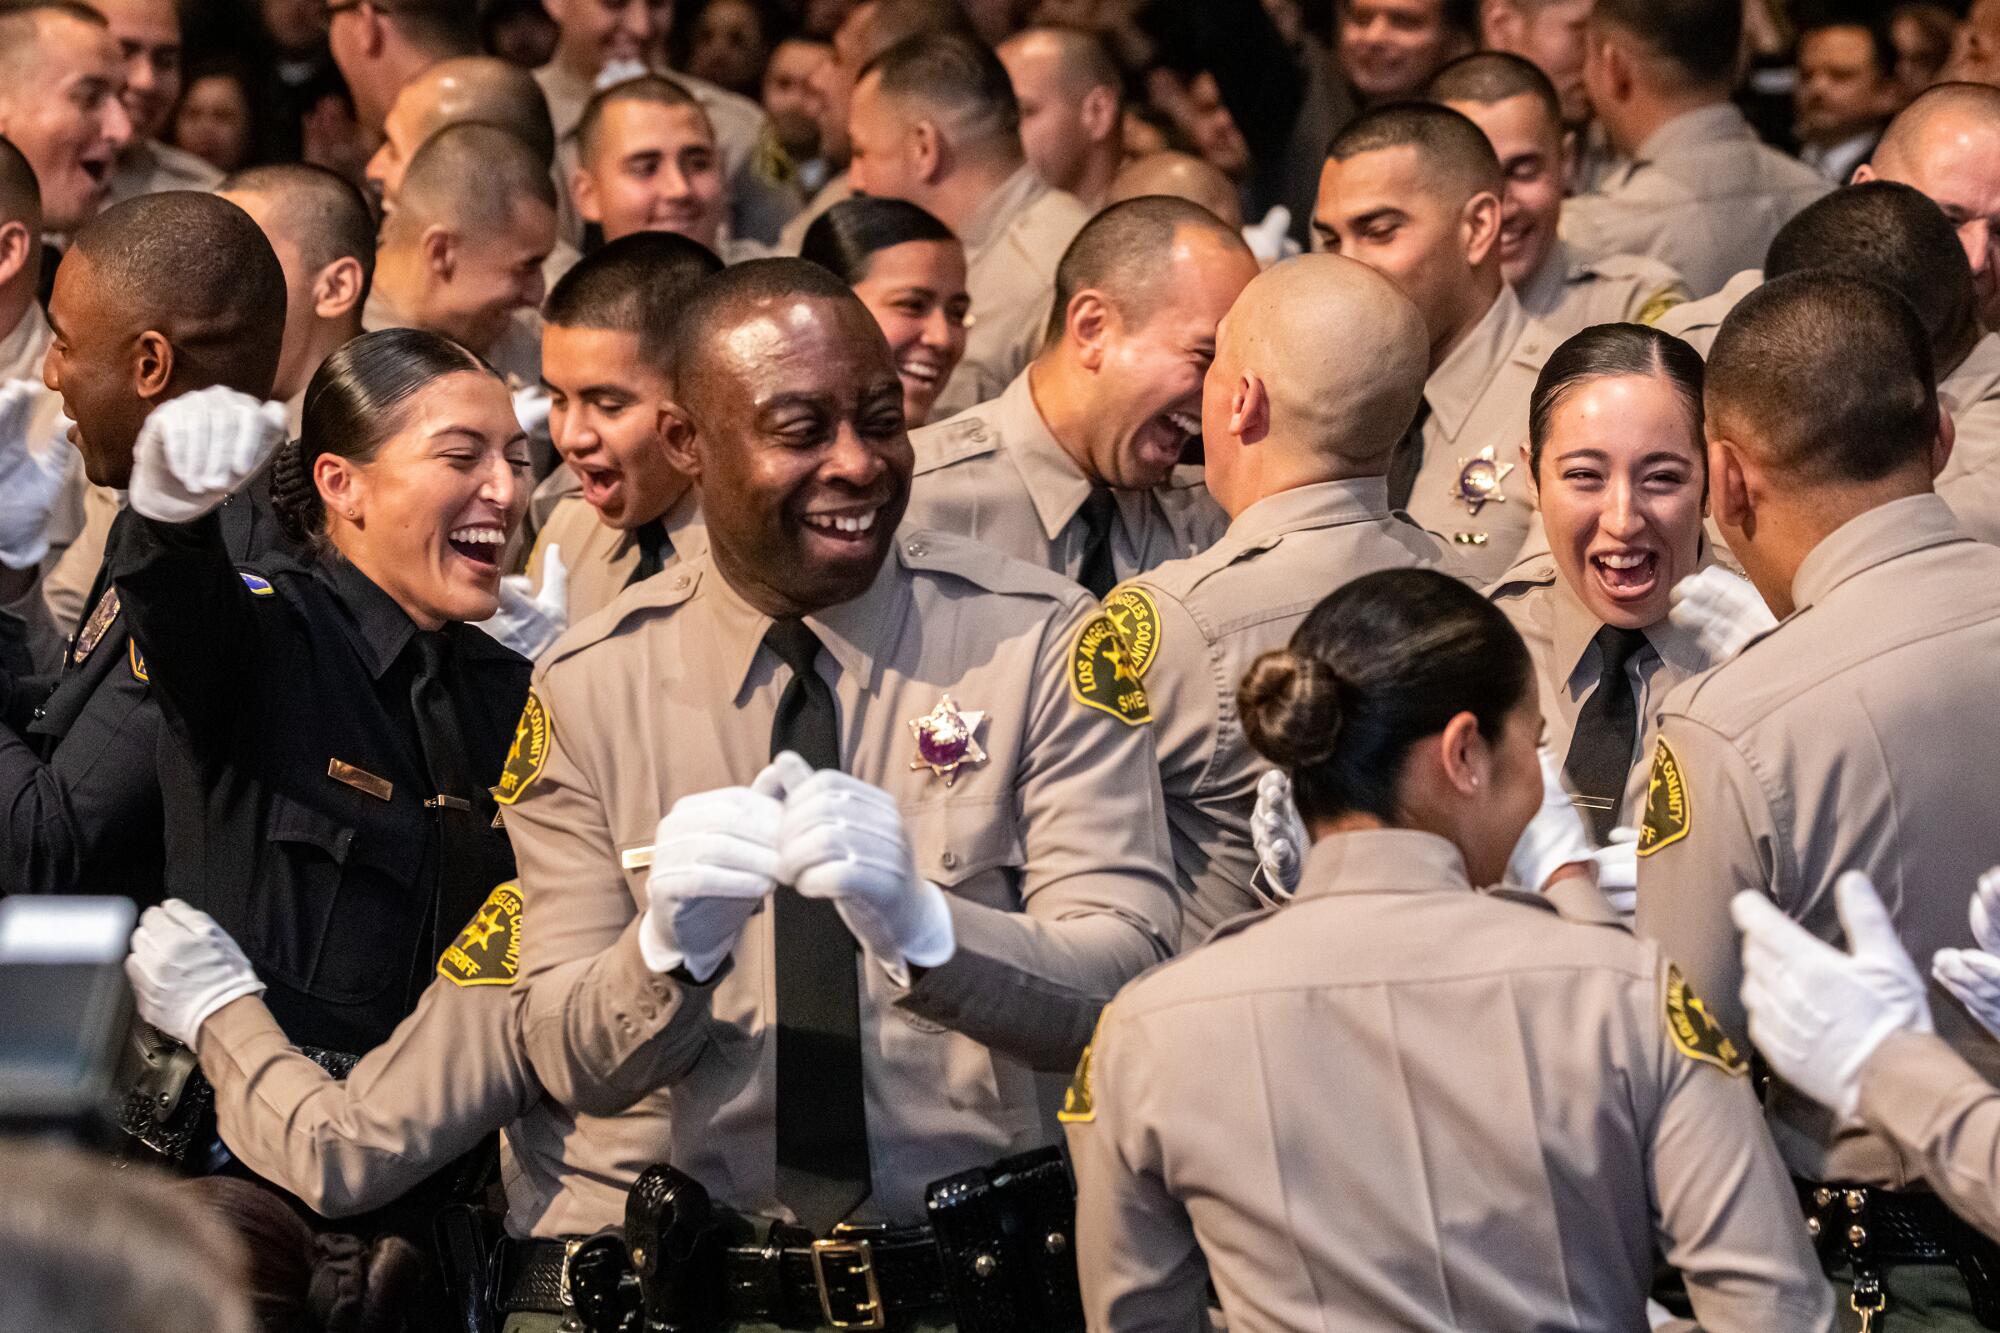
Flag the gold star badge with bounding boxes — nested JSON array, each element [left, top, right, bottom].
[[1451, 445, 1515, 515], [909, 695, 987, 785]]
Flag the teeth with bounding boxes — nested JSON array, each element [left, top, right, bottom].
[[1597, 552, 1649, 569], [804, 511, 876, 534], [449, 526, 505, 545], [901, 361, 942, 385], [1166, 411, 1201, 435]]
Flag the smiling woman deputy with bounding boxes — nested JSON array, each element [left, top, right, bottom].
[[800, 195, 972, 428], [105, 327, 533, 1057]]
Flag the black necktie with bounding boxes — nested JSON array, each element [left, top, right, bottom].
[[763, 618, 869, 1232], [1563, 625, 1648, 842], [1076, 488, 1119, 599], [1386, 399, 1431, 512], [408, 633, 484, 949], [627, 518, 671, 587]]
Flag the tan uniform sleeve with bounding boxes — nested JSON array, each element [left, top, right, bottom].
[[897, 598, 1181, 1073], [1063, 1005, 1210, 1332], [505, 681, 720, 1117], [1634, 716, 1785, 1048], [197, 982, 539, 1219], [1856, 1030, 2000, 1241], [1644, 959, 1836, 1331]]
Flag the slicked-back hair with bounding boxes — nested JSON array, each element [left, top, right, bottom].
[[1426, 51, 1563, 131], [0, 135, 41, 232], [862, 30, 1021, 148], [1591, 0, 1743, 91], [1044, 194, 1250, 345], [1326, 101, 1503, 197], [1528, 324, 1705, 476], [800, 196, 957, 287], [390, 121, 556, 242], [1708, 271, 1938, 484], [668, 257, 869, 403], [221, 162, 378, 303], [544, 231, 724, 372], [70, 190, 286, 398], [1765, 181, 1978, 369], [379, 0, 479, 57], [576, 74, 711, 165]]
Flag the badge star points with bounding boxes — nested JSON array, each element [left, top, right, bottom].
[[1451, 444, 1515, 515], [908, 694, 987, 785]]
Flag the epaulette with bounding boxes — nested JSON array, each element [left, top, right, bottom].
[[539, 559, 705, 673], [911, 415, 1000, 475], [896, 528, 1084, 605], [1485, 552, 1559, 602], [1486, 887, 1561, 916]]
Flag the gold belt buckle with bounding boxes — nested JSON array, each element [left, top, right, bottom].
[[811, 1235, 886, 1329]]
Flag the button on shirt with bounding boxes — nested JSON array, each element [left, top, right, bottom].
[[1637, 494, 2000, 1186], [1561, 104, 1832, 297], [907, 369, 1228, 586]]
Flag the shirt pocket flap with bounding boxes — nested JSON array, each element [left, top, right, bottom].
[[907, 797, 1023, 888]]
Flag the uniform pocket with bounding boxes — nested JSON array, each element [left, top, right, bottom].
[[261, 794, 427, 1003]]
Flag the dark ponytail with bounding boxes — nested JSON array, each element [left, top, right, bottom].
[[1526, 322, 1705, 478], [278, 327, 498, 547], [1239, 568, 1531, 823]]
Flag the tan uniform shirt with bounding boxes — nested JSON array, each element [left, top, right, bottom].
[[1857, 1030, 2000, 1242], [907, 369, 1227, 584], [1120, 478, 1459, 946], [1636, 494, 2000, 1186], [105, 138, 223, 206], [928, 168, 1091, 420], [503, 530, 1180, 1236], [1405, 285, 1555, 584], [1561, 105, 1831, 298], [1934, 333, 2000, 545], [776, 171, 852, 256], [1065, 829, 1833, 1333], [1651, 267, 1762, 357], [362, 288, 542, 389], [524, 488, 706, 626], [1513, 238, 1690, 341], [1490, 546, 1719, 828]]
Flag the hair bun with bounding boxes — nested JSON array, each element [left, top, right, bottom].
[[1239, 649, 1345, 771]]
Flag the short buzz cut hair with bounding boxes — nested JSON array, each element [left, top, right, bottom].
[[667, 257, 870, 405], [389, 121, 556, 241], [862, 30, 1021, 148], [1708, 270, 1938, 484], [1045, 194, 1253, 344], [1591, 0, 1743, 91], [1004, 25, 1123, 99], [576, 74, 713, 166], [1327, 101, 1504, 198], [378, 0, 479, 57], [1426, 50, 1563, 131], [220, 163, 377, 304], [0, 0, 107, 87], [543, 231, 725, 372], [0, 135, 41, 232]]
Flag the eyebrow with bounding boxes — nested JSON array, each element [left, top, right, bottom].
[[1348, 207, 1405, 231], [427, 426, 490, 446]]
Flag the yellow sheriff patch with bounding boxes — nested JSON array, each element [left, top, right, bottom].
[[1664, 964, 1746, 1075], [1101, 587, 1160, 678], [494, 692, 552, 806], [128, 641, 148, 683], [1069, 614, 1152, 726], [438, 882, 523, 986], [1636, 738, 1690, 857], [1634, 286, 1685, 327], [1059, 1040, 1098, 1124]]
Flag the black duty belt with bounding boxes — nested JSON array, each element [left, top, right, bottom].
[[1797, 1179, 2000, 1330]]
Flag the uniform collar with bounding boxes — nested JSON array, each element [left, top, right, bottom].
[[710, 537, 909, 699], [957, 164, 1047, 258], [609, 484, 704, 560], [317, 553, 419, 680], [1227, 476, 1391, 547], [0, 300, 52, 382], [1426, 283, 1528, 445], [1294, 828, 1472, 902], [1513, 237, 1574, 316], [998, 368, 1098, 541], [1543, 551, 1711, 685], [1944, 332, 2000, 411], [1633, 102, 1754, 166], [1790, 492, 1969, 610]]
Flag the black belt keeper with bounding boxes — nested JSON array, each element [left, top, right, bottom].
[[1796, 1179, 2000, 1329]]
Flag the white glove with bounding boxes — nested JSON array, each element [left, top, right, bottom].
[[1242, 206, 1301, 267], [123, 899, 267, 1047], [640, 761, 792, 981], [1507, 748, 1598, 893], [1593, 826, 1640, 918], [1250, 768, 1308, 902], [1733, 871, 1932, 1121], [478, 545, 569, 659], [776, 765, 955, 982], [511, 383, 553, 437], [595, 57, 649, 89], [1668, 566, 1778, 663], [128, 386, 290, 523], [0, 380, 75, 569], [1930, 865, 2000, 1040]]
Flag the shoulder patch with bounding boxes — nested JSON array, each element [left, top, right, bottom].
[[1058, 1016, 1102, 1123], [1636, 738, 1690, 857], [494, 691, 552, 806], [239, 570, 276, 596], [1664, 963, 1746, 1074], [1634, 286, 1685, 326], [1069, 613, 1151, 725], [128, 641, 148, 683], [1101, 586, 1160, 678], [73, 588, 120, 664], [438, 882, 522, 986]]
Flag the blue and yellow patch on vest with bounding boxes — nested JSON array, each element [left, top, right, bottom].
[[239, 570, 276, 596], [438, 882, 522, 987]]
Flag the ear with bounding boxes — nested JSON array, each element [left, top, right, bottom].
[[1079, 85, 1119, 144], [1707, 432, 1753, 532], [0, 219, 30, 289], [1064, 290, 1114, 370], [1849, 161, 1876, 186], [1436, 710, 1489, 797], [659, 399, 702, 476], [314, 256, 366, 320], [1518, 438, 1538, 505], [911, 118, 945, 186], [1462, 189, 1503, 269], [571, 165, 602, 223], [358, 1, 389, 55], [132, 330, 175, 403], [1933, 399, 1957, 480], [1230, 370, 1269, 445], [422, 224, 457, 281], [315, 448, 362, 524]]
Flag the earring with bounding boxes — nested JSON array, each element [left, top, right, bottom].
[[346, 509, 359, 520]]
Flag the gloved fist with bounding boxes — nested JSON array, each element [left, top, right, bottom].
[[478, 544, 569, 659], [640, 762, 790, 981], [1506, 748, 1598, 893], [124, 900, 267, 1047], [0, 380, 75, 569], [1931, 865, 2000, 1040], [776, 766, 955, 981], [1242, 206, 1301, 267], [128, 386, 290, 524], [1250, 768, 1308, 903], [1592, 826, 1640, 918], [1668, 566, 1778, 663], [511, 383, 554, 438], [1734, 871, 1932, 1122]]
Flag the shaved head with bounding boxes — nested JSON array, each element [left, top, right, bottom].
[[998, 26, 1120, 97], [1107, 151, 1243, 228], [394, 56, 556, 167], [1047, 194, 1254, 343], [1872, 81, 2000, 176], [220, 163, 375, 295], [670, 257, 876, 402], [388, 121, 556, 241], [0, 135, 40, 233], [1327, 101, 1504, 205], [1862, 81, 2000, 330], [0, 1, 104, 86]]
